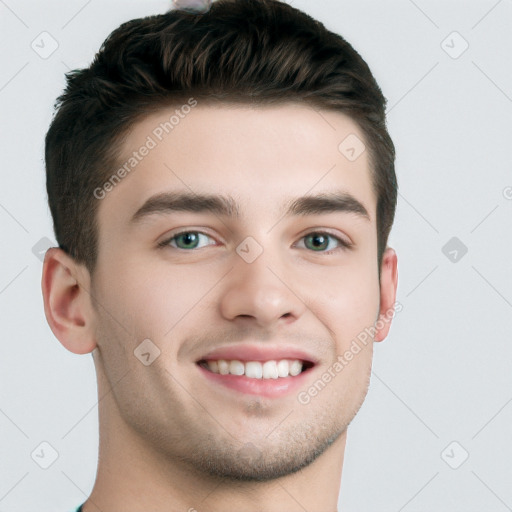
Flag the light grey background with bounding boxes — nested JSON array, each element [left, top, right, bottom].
[[1, 0, 511, 510]]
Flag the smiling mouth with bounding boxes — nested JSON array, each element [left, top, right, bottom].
[[196, 359, 315, 379]]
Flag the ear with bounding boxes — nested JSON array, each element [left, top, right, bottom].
[[41, 247, 97, 354], [374, 247, 398, 342]]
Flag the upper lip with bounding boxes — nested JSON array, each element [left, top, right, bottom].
[[197, 344, 318, 365]]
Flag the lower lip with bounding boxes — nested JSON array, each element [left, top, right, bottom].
[[197, 363, 315, 398]]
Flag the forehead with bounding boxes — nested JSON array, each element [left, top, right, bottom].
[[97, 103, 376, 229]]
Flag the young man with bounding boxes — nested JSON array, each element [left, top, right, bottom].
[[42, 0, 398, 510]]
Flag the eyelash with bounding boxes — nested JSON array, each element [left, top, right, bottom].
[[158, 230, 353, 255]]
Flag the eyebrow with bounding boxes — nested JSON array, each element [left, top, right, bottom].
[[130, 190, 371, 224]]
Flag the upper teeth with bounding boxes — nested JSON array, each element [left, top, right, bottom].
[[204, 359, 304, 379]]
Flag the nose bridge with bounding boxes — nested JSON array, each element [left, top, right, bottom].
[[219, 236, 306, 326]]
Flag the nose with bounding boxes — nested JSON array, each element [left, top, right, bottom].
[[218, 246, 308, 329]]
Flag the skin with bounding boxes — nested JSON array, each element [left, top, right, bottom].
[[42, 103, 398, 512]]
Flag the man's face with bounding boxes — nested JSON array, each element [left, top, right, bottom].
[[89, 103, 383, 481]]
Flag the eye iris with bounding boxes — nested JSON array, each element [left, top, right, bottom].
[[306, 233, 328, 251], [176, 232, 199, 249]]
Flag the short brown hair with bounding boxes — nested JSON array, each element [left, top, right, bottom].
[[45, 0, 397, 276]]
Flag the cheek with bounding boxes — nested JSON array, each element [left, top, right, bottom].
[[101, 257, 215, 343], [309, 265, 380, 341]]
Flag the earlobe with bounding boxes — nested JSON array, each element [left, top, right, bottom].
[[374, 247, 398, 343], [41, 247, 97, 354]]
